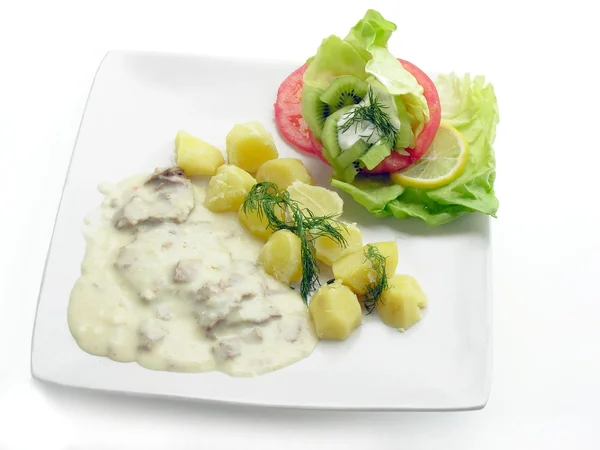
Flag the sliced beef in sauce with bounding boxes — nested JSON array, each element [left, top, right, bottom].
[[154, 303, 173, 321], [113, 167, 195, 229], [212, 338, 242, 361], [279, 318, 304, 344], [194, 302, 241, 330], [195, 281, 228, 302], [173, 259, 203, 283], [226, 299, 281, 326], [241, 327, 263, 343], [139, 319, 168, 350], [145, 167, 187, 186]]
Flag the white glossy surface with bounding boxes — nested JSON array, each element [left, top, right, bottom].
[[30, 50, 491, 410], [1, 0, 599, 448]]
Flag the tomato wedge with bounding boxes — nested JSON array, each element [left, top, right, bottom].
[[274, 65, 320, 155], [274, 59, 441, 173]]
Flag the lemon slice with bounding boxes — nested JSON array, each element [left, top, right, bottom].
[[391, 123, 469, 189], [286, 181, 343, 218]]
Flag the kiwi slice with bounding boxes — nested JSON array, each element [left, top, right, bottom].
[[320, 76, 369, 113], [301, 86, 331, 138], [334, 140, 369, 169], [335, 141, 369, 183], [340, 161, 362, 183], [320, 106, 354, 162], [359, 142, 393, 170]]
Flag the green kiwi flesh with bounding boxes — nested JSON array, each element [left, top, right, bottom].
[[320, 106, 353, 163], [359, 142, 393, 170], [339, 162, 362, 183], [301, 86, 330, 138], [320, 76, 369, 113], [334, 140, 369, 169]]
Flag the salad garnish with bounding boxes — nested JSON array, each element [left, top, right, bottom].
[[274, 9, 500, 226], [339, 86, 398, 149]]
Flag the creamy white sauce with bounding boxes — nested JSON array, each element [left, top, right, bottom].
[[336, 89, 401, 151], [68, 169, 318, 376]]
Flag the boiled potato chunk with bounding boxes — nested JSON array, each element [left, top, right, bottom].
[[238, 204, 285, 240], [175, 130, 224, 176], [255, 158, 313, 190], [332, 242, 398, 295], [204, 165, 256, 212], [226, 121, 279, 173], [308, 280, 362, 340], [314, 222, 363, 266], [377, 274, 427, 330], [390, 274, 428, 308], [258, 229, 302, 284]]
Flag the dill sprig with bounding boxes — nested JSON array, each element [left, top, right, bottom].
[[362, 244, 390, 314], [339, 87, 398, 147], [242, 182, 348, 303]]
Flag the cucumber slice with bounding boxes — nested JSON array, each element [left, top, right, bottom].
[[334, 140, 369, 169], [359, 142, 393, 170]]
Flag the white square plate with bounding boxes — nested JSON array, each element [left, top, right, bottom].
[[31, 51, 492, 411]]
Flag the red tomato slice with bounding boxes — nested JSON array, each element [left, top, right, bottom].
[[365, 59, 441, 174], [274, 59, 441, 173], [274, 65, 319, 155]]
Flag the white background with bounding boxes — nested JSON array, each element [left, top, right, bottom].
[[0, 0, 598, 449]]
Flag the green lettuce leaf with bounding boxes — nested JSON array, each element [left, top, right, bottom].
[[303, 36, 368, 90], [330, 176, 405, 215], [332, 73, 500, 227], [303, 9, 429, 142], [303, 10, 394, 90], [365, 45, 429, 139], [424, 74, 499, 215], [344, 9, 397, 60]]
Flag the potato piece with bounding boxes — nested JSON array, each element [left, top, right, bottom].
[[238, 204, 285, 240], [377, 274, 427, 330], [315, 223, 363, 266], [258, 229, 302, 284], [332, 242, 398, 295], [255, 158, 313, 190], [204, 165, 256, 212], [390, 274, 428, 308], [226, 121, 279, 173], [308, 280, 361, 340], [175, 130, 224, 176]]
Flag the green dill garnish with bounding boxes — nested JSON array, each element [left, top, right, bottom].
[[242, 182, 348, 303], [362, 244, 390, 314], [339, 87, 398, 147]]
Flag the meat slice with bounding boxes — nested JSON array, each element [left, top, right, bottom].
[[212, 338, 241, 361], [195, 280, 228, 302], [154, 303, 173, 321], [138, 319, 168, 350], [226, 298, 281, 326], [278, 317, 304, 343], [113, 167, 194, 229], [173, 259, 203, 283], [146, 167, 187, 186], [241, 327, 263, 343], [194, 302, 240, 330]]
